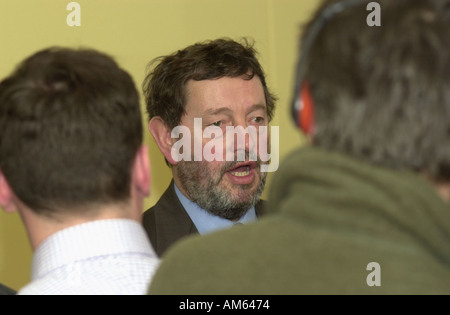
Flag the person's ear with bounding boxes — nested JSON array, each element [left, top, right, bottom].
[[0, 172, 18, 213], [132, 145, 151, 198], [148, 116, 178, 165]]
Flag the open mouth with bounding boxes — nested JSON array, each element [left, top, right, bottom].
[[225, 161, 258, 184], [228, 162, 257, 175]]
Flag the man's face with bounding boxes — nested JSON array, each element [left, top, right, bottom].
[[173, 75, 269, 221]]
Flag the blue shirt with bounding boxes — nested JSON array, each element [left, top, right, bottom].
[[174, 183, 257, 235]]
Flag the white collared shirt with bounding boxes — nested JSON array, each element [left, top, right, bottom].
[[19, 219, 159, 295]]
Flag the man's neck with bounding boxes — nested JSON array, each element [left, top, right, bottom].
[[19, 203, 137, 251], [435, 182, 450, 203], [423, 173, 450, 203]]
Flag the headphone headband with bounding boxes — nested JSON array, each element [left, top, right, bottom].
[[291, 0, 372, 132]]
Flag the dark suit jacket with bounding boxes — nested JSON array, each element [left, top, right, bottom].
[[143, 180, 266, 257], [0, 283, 16, 295]]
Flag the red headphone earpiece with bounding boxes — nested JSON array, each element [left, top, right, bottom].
[[298, 82, 315, 135], [292, 0, 371, 136]]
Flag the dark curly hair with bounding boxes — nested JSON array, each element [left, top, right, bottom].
[[143, 38, 277, 130]]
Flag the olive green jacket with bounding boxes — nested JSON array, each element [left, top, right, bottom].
[[148, 146, 450, 294]]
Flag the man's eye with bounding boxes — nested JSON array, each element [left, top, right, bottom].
[[252, 117, 265, 124], [211, 121, 223, 127]]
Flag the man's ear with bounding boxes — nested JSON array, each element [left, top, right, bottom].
[[0, 172, 18, 213], [133, 145, 151, 198], [148, 116, 178, 165]]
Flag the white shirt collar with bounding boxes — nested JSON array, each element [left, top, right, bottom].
[[31, 218, 155, 280]]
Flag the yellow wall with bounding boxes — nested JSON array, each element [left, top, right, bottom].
[[0, 0, 320, 291]]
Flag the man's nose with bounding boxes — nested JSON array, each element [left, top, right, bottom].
[[232, 121, 257, 160]]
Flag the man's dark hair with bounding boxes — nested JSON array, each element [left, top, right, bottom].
[[301, 0, 450, 180], [0, 47, 143, 216], [143, 38, 277, 129]]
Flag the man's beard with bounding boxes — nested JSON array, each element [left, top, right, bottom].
[[176, 158, 267, 221]]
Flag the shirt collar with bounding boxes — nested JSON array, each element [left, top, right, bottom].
[[174, 183, 257, 235], [31, 219, 155, 280]]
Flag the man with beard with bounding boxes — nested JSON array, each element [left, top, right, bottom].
[[142, 38, 277, 257]]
